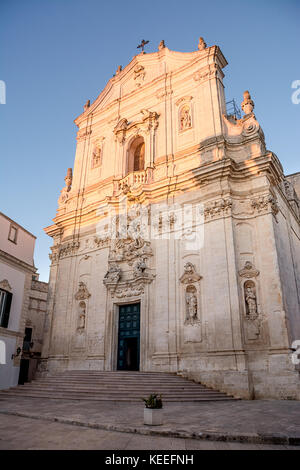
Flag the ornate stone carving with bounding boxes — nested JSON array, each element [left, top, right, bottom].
[[77, 127, 92, 141], [204, 198, 232, 220], [245, 283, 258, 317], [156, 87, 173, 100], [243, 280, 261, 340], [179, 105, 192, 131], [59, 240, 80, 259], [94, 235, 109, 248], [280, 179, 300, 218], [185, 285, 199, 325], [198, 37, 207, 51], [241, 90, 254, 115], [77, 301, 86, 330], [114, 118, 128, 144], [193, 64, 218, 83], [251, 194, 279, 216], [133, 257, 147, 278], [74, 281, 91, 301], [113, 282, 145, 299], [114, 111, 159, 143], [239, 261, 260, 279], [92, 145, 101, 168], [58, 168, 72, 205], [0, 279, 12, 292], [180, 262, 202, 284], [115, 65, 122, 75], [103, 263, 121, 284], [83, 99, 90, 111], [158, 40, 165, 50], [133, 64, 145, 87]]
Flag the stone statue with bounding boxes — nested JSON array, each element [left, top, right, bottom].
[[104, 263, 121, 283], [75, 281, 91, 301], [241, 90, 254, 115], [78, 301, 86, 330], [185, 288, 198, 325], [84, 99, 90, 111], [158, 40, 165, 51], [133, 258, 147, 277], [180, 107, 191, 130], [245, 285, 257, 316], [92, 146, 101, 167], [198, 37, 207, 51], [115, 65, 122, 75], [58, 168, 72, 205]]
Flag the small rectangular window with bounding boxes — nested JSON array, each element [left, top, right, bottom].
[[8, 225, 18, 244], [0, 289, 13, 328]]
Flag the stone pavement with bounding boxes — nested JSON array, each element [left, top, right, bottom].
[[0, 413, 299, 450], [0, 396, 299, 447]]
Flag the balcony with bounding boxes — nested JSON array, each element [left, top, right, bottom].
[[114, 168, 153, 194]]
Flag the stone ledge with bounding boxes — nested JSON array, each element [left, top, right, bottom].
[[0, 409, 298, 446]]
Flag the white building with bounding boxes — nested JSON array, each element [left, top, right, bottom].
[[40, 39, 300, 399], [0, 212, 37, 389]]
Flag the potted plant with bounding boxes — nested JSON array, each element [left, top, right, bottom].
[[142, 393, 163, 426]]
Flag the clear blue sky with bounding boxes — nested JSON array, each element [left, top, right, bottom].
[[0, 0, 299, 282]]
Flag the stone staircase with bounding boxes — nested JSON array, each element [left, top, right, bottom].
[[0, 371, 236, 402]]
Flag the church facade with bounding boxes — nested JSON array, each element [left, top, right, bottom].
[[40, 38, 300, 399]]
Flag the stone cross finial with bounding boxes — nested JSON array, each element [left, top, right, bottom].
[[84, 99, 90, 111], [158, 40, 165, 51], [241, 90, 255, 115], [198, 37, 207, 51], [137, 39, 149, 53]]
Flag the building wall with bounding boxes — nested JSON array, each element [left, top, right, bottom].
[[0, 212, 36, 389], [41, 43, 300, 399]]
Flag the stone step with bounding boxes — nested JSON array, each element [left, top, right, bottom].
[[0, 390, 231, 401], [0, 371, 236, 402], [30, 380, 208, 388], [0, 391, 235, 402], [9, 389, 224, 398]]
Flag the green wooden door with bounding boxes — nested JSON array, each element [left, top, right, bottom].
[[117, 303, 140, 371]]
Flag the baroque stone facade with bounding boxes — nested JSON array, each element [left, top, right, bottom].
[[40, 39, 300, 399]]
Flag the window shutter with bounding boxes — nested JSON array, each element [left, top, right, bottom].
[[2, 292, 12, 328]]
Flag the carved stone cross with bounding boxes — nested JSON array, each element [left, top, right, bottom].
[[137, 39, 149, 53]]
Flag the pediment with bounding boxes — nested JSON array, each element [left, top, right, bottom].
[[74, 46, 226, 126]]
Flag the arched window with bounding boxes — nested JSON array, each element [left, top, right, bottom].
[[128, 136, 145, 173]]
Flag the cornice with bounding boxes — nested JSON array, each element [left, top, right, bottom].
[[0, 249, 36, 274]]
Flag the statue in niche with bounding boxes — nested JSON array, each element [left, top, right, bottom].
[[180, 106, 192, 130], [77, 301, 86, 330], [243, 280, 261, 340], [244, 281, 258, 317], [92, 146, 101, 167], [185, 285, 198, 325], [58, 168, 72, 205]]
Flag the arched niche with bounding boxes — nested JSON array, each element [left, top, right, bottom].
[[127, 136, 145, 174]]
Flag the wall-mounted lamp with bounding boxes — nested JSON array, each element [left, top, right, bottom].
[[11, 347, 21, 360]]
